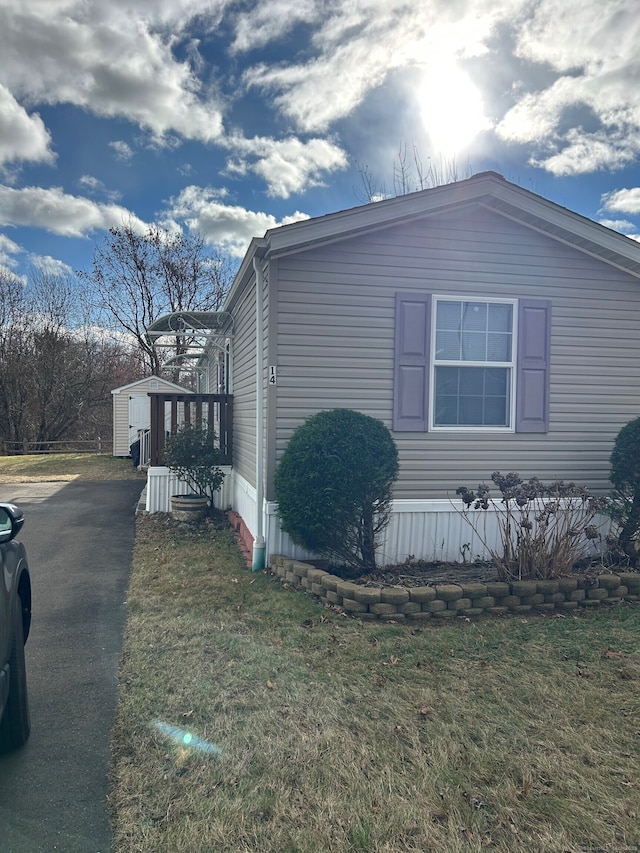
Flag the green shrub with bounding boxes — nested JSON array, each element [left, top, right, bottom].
[[274, 409, 399, 574], [457, 473, 606, 581], [608, 416, 640, 564], [164, 423, 225, 508]]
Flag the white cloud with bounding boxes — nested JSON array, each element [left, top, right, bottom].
[[109, 141, 134, 162], [29, 254, 75, 276], [0, 233, 26, 284], [0, 84, 54, 167], [514, 0, 638, 75], [241, 0, 522, 133], [243, 45, 386, 134], [0, 233, 23, 262], [601, 187, 640, 215], [165, 185, 310, 256], [597, 218, 636, 233], [225, 135, 348, 198], [0, 266, 27, 287], [531, 129, 639, 177], [0, 2, 226, 147], [0, 185, 147, 237], [230, 0, 318, 54], [0, 234, 25, 287], [78, 175, 122, 202], [497, 0, 640, 175]]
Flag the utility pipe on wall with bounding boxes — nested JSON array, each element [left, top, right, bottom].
[[252, 255, 266, 571]]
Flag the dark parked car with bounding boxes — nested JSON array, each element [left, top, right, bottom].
[[0, 503, 31, 752]]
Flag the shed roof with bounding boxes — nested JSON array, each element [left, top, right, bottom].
[[110, 375, 192, 395]]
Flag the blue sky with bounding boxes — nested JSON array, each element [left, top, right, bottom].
[[1, 0, 640, 285]]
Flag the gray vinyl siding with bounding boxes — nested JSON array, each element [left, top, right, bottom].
[[269, 205, 640, 500], [112, 393, 130, 456], [230, 275, 258, 487]]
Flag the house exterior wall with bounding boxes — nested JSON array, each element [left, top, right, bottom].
[[268, 205, 640, 501], [227, 269, 259, 488]]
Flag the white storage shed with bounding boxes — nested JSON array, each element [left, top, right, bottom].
[[111, 376, 193, 457]]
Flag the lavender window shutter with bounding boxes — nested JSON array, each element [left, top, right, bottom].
[[393, 292, 431, 431], [516, 299, 551, 433]]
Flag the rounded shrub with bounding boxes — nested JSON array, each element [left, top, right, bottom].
[[609, 416, 640, 563], [610, 416, 640, 492], [274, 409, 399, 574]]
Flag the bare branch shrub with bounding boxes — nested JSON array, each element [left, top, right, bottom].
[[456, 472, 607, 581]]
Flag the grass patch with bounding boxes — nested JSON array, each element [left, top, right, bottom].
[[0, 453, 144, 482], [110, 515, 640, 852]]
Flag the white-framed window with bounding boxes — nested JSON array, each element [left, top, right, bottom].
[[394, 292, 550, 434], [430, 297, 517, 430]]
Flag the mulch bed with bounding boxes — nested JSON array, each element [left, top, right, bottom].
[[328, 559, 638, 589]]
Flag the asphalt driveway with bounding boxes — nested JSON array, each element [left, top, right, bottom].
[[0, 479, 143, 853]]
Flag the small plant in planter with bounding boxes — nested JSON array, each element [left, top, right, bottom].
[[164, 423, 225, 519]]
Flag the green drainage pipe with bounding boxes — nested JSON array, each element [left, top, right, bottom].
[[252, 536, 266, 572]]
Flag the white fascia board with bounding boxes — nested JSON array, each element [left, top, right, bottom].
[[221, 237, 267, 315]]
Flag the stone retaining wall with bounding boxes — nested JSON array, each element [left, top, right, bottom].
[[269, 556, 640, 621]]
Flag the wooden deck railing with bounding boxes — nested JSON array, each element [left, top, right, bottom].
[[148, 393, 233, 467]]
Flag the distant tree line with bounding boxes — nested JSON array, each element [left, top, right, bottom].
[[0, 224, 233, 451]]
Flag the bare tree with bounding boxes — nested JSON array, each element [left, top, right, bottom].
[[84, 223, 233, 377], [0, 268, 138, 449], [0, 270, 31, 445], [356, 144, 472, 203]]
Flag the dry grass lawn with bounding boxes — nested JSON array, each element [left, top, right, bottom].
[[109, 514, 640, 853], [0, 452, 145, 482]]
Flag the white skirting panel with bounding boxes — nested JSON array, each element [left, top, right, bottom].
[[147, 469, 610, 567], [263, 498, 503, 566], [378, 500, 501, 565], [145, 466, 232, 513], [264, 497, 609, 567], [229, 470, 259, 536], [265, 501, 319, 562]]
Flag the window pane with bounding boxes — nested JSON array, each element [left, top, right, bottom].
[[436, 396, 459, 425], [462, 331, 487, 361], [436, 301, 461, 330], [434, 366, 510, 427], [487, 332, 511, 361], [459, 395, 484, 424], [435, 300, 513, 364], [459, 367, 482, 395], [435, 366, 459, 394], [488, 303, 512, 332], [485, 367, 507, 395], [436, 330, 461, 359], [484, 397, 507, 425], [461, 302, 487, 332]]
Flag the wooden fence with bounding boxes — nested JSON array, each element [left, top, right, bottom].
[[1, 438, 105, 455]]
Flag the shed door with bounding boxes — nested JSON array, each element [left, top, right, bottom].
[[128, 394, 150, 446]]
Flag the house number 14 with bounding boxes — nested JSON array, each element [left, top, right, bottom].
[[269, 366, 277, 385]]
